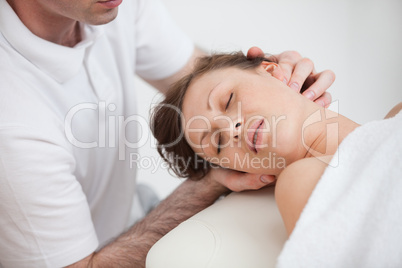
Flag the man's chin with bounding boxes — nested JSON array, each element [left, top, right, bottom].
[[85, 9, 119, 25]]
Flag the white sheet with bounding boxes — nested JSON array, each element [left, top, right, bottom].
[[277, 111, 402, 268]]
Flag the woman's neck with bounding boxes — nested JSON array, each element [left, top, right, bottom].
[[303, 108, 360, 159]]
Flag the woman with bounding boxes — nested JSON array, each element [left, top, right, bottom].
[[151, 51, 401, 235]]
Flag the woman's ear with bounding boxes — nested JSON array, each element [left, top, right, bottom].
[[260, 61, 285, 82]]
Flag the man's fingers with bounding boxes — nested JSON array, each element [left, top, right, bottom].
[[314, 92, 332, 108], [223, 173, 275, 192], [246, 46, 265, 59], [287, 57, 314, 92], [301, 70, 335, 102], [275, 51, 302, 85], [247, 48, 335, 107], [213, 168, 275, 192]]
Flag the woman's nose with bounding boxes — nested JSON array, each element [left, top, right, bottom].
[[233, 122, 241, 140]]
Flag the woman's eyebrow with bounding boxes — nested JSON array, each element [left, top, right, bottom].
[[207, 82, 222, 110]]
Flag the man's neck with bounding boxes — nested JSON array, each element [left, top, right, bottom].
[[6, 0, 82, 47]]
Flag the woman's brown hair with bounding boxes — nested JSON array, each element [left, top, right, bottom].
[[150, 51, 272, 180]]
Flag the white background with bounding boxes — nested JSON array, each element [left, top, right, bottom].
[[136, 0, 402, 199]]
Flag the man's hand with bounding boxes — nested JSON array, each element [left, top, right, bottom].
[[207, 167, 276, 192], [247, 47, 335, 108]]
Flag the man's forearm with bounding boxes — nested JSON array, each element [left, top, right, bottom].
[[86, 177, 226, 267]]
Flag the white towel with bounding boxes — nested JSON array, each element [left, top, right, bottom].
[[276, 112, 402, 268]]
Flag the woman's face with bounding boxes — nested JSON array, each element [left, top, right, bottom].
[[182, 64, 308, 175]]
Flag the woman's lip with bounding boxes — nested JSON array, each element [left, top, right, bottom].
[[247, 119, 264, 153], [97, 0, 122, 9]]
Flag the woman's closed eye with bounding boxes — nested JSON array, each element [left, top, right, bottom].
[[217, 92, 233, 154], [217, 132, 222, 154], [225, 92, 233, 110]]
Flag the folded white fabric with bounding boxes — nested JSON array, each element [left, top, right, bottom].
[[277, 112, 402, 268]]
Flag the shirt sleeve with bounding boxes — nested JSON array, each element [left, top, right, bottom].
[[0, 75, 98, 267], [134, 0, 194, 80]]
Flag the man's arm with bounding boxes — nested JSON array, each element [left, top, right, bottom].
[[67, 176, 227, 268]]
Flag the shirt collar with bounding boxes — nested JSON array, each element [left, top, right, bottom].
[[0, 0, 103, 83]]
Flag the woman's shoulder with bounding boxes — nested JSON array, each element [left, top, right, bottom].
[[275, 156, 332, 235], [384, 102, 402, 119], [278, 156, 332, 184]]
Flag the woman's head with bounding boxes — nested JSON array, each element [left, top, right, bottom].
[[151, 51, 309, 179]]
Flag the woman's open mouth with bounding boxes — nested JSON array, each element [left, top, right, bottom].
[[247, 119, 264, 153]]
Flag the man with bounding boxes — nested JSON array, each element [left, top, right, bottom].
[[0, 0, 333, 267]]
